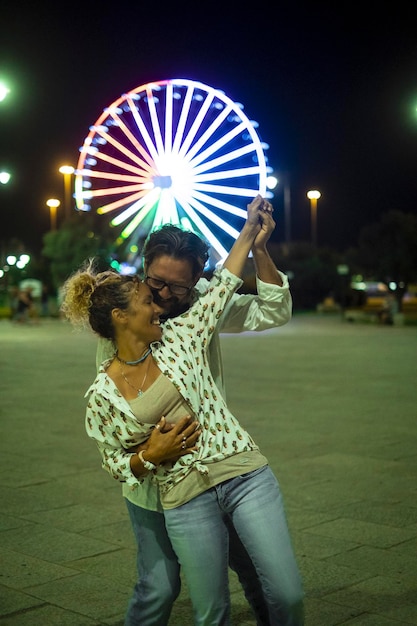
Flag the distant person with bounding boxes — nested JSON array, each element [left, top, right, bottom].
[[9, 286, 19, 319], [41, 284, 50, 317], [62, 196, 304, 626], [13, 288, 32, 323], [378, 293, 398, 325]]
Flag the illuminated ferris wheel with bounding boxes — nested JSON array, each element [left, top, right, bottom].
[[75, 78, 271, 263]]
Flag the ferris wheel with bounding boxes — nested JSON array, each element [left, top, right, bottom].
[[75, 78, 272, 264]]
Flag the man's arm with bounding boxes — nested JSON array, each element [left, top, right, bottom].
[[214, 197, 292, 333], [193, 198, 291, 334], [250, 199, 283, 286]]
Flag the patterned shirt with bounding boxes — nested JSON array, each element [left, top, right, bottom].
[[91, 269, 291, 509], [85, 268, 261, 496]]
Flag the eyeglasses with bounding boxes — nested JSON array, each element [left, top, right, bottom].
[[144, 276, 192, 296]]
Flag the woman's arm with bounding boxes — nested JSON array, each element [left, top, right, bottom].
[[129, 415, 201, 478], [86, 390, 200, 483], [223, 195, 265, 278]]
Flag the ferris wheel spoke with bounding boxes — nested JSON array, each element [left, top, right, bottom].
[[192, 190, 247, 218], [153, 191, 179, 227], [78, 169, 151, 184], [89, 149, 155, 178], [112, 189, 159, 226], [119, 204, 155, 238], [191, 142, 259, 176], [93, 125, 153, 171], [186, 121, 247, 168], [126, 95, 160, 163], [86, 183, 148, 200], [187, 197, 240, 238], [172, 85, 194, 155], [177, 91, 215, 158], [193, 165, 262, 183], [172, 85, 194, 154], [108, 109, 157, 170], [146, 86, 165, 157], [164, 82, 173, 154], [97, 189, 149, 215], [193, 182, 262, 197], [182, 103, 232, 162], [175, 195, 230, 259]]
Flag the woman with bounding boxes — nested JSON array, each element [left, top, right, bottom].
[[61, 202, 304, 626]]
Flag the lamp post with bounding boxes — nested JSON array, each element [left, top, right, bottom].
[[59, 165, 74, 219], [282, 172, 291, 247], [307, 189, 321, 247], [46, 198, 60, 231]]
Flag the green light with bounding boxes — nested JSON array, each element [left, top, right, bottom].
[[0, 82, 10, 102]]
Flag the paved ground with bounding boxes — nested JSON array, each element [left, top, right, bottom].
[[0, 313, 416, 625]]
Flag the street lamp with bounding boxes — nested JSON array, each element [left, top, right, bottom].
[[307, 189, 321, 247], [0, 82, 10, 102], [0, 171, 11, 184], [46, 198, 60, 231], [59, 165, 75, 219]]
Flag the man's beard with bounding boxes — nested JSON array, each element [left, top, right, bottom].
[[151, 291, 192, 321]]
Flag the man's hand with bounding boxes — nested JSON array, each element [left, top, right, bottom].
[[246, 195, 275, 249], [246, 195, 264, 230]]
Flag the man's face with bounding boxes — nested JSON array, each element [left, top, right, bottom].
[[144, 255, 199, 319]]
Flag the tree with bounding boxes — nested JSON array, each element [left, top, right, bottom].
[[268, 242, 344, 310], [357, 210, 417, 309], [41, 213, 113, 290]]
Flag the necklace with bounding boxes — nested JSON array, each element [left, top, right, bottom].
[[119, 353, 151, 397], [116, 347, 152, 366]]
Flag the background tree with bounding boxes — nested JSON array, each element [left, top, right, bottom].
[[357, 211, 417, 309], [41, 213, 113, 291], [270, 242, 344, 310]]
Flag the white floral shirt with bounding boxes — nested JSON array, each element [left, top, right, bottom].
[[90, 269, 292, 509], [85, 268, 261, 495]]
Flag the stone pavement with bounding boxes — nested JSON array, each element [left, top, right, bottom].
[[0, 314, 416, 625]]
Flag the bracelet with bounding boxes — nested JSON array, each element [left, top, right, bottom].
[[138, 449, 157, 471]]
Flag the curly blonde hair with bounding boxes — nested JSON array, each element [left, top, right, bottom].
[[61, 259, 140, 341]]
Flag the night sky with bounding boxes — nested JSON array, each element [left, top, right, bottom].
[[1, 2, 417, 255]]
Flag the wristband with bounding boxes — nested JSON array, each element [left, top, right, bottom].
[[138, 449, 157, 471]]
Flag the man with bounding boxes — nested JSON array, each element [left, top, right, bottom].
[[96, 195, 292, 626]]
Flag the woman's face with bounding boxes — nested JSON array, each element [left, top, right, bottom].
[[124, 281, 163, 343]]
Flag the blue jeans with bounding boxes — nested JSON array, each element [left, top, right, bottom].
[[124, 496, 273, 625], [164, 466, 304, 626], [124, 502, 180, 626]]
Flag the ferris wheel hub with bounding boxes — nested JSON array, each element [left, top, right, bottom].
[[153, 175, 173, 189]]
